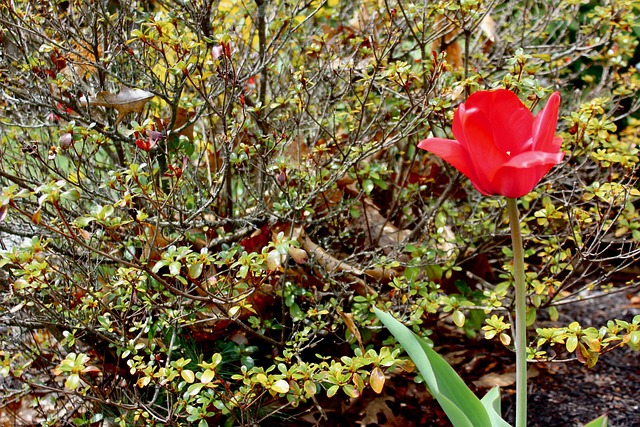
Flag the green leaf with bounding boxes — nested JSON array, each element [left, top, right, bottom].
[[342, 383, 360, 398], [326, 385, 339, 397], [201, 369, 215, 384], [566, 335, 578, 353], [452, 310, 466, 327], [181, 369, 195, 383], [480, 386, 511, 427], [363, 179, 374, 194], [583, 415, 608, 427], [169, 261, 182, 276], [65, 373, 81, 390], [271, 379, 290, 394], [188, 262, 203, 279], [375, 308, 500, 427], [186, 382, 204, 396]]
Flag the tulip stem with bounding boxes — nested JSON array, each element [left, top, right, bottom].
[[507, 197, 527, 427]]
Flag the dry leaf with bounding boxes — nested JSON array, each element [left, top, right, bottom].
[[81, 86, 154, 124], [337, 308, 363, 349], [472, 370, 516, 388], [288, 246, 308, 264], [153, 107, 196, 142], [302, 236, 365, 276], [445, 40, 463, 69], [480, 14, 498, 52], [480, 15, 497, 43], [358, 395, 395, 427]]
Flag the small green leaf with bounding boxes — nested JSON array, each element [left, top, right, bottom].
[[326, 385, 339, 397], [169, 261, 181, 276], [343, 384, 360, 398], [363, 179, 374, 194], [271, 379, 290, 394], [453, 310, 466, 328], [526, 307, 536, 326], [65, 373, 81, 390], [181, 369, 195, 383], [188, 262, 203, 279], [186, 382, 204, 396], [304, 380, 316, 396], [201, 369, 215, 384]]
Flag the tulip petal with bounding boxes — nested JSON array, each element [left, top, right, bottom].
[[532, 92, 561, 151], [464, 90, 534, 154], [418, 137, 493, 195], [491, 151, 565, 198], [455, 107, 509, 191]]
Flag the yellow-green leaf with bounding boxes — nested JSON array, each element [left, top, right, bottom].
[[65, 374, 81, 390], [566, 335, 578, 353], [452, 310, 466, 328], [271, 379, 290, 394], [304, 380, 316, 396], [201, 369, 215, 384], [181, 369, 195, 383], [369, 367, 385, 394]]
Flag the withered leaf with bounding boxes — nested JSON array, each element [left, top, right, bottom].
[[81, 86, 154, 124]]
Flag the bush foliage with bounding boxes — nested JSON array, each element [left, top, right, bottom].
[[1, 0, 639, 425]]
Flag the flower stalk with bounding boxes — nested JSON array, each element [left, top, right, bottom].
[[507, 197, 527, 427]]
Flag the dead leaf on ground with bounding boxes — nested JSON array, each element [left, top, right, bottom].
[[472, 370, 516, 388], [358, 395, 395, 427]]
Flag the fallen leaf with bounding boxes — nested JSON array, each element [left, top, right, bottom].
[[359, 395, 395, 427], [472, 370, 516, 388]]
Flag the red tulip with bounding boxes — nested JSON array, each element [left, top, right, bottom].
[[418, 89, 564, 198]]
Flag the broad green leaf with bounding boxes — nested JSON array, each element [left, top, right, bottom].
[[583, 415, 608, 427], [326, 385, 339, 397], [375, 308, 495, 427], [480, 386, 511, 427]]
